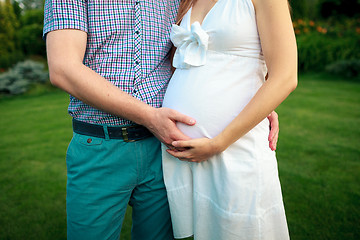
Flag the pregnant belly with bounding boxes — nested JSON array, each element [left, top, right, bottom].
[[162, 58, 265, 139]]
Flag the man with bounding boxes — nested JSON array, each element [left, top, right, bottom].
[[43, 1, 279, 239]]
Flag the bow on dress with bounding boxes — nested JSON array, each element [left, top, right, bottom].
[[170, 22, 209, 69]]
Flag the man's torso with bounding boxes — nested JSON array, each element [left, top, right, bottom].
[[43, 0, 180, 125]]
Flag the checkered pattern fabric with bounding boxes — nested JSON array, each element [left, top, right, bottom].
[[43, 0, 180, 125]]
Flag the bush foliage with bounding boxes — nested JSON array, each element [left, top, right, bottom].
[[0, 60, 48, 95], [294, 18, 360, 73], [19, 23, 46, 56], [325, 60, 360, 79], [0, 0, 23, 69], [0, 2, 45, 70], [297, 34, 359, 72], [290, 0, 360, 20], [18, 9, 46, 56], [317, 0, 360, 19], [1, 0, 360, 81]]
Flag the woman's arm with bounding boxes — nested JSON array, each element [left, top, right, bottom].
[[166, 0, 297, 162]]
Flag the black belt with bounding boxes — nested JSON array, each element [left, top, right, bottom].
[[72, 119, 153, 142]]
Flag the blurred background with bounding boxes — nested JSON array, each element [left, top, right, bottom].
[[0, 0, 359, 239]]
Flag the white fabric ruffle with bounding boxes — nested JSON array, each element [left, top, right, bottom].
[[170, 22, 209, 69]]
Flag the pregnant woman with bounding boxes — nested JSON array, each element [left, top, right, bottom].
[[161, 0, 297, 239]]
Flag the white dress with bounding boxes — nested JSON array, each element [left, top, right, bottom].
[[161, 0, 289, 239]]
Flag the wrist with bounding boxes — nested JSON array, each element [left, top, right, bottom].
[[211, 135, 230, 153], [136, 105, 157, 128]]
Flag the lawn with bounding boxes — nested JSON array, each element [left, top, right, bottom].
[[0, 74, 359, 240]]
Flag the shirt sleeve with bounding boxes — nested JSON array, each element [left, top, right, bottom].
[[43, 0, 88, 40]]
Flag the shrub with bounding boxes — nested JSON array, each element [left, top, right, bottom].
[[18, 9, 46, 57], [290, 0, 319, 20], [294, 18, 360, 72], [297, 33, 360, 72], [317, 0, 360, 19], [0, 60, 48, 95], [19, 0, 45, 11], [0, 70, 28, 95], [0, 51, 24, 71], [325, 59, 360, 80], [20, 9, 44, 26], [18, 23, 46, 56], [0, 0, 22, 69]]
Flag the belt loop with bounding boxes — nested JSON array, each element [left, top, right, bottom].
[[103, 125, 110, 140]]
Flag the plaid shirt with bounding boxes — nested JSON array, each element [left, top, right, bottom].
[[43, 0, 180, 125]]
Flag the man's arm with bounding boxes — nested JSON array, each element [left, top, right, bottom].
[[267, 111, 279, 151], [46, 29, 195, 144]]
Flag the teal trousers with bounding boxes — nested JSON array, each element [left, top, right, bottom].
[[66, 132, 173, 240]]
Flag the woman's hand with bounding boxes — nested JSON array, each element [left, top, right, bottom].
[[166, 138, 224, 162]]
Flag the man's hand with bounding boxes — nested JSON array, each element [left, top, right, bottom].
[[144, 108, 196, 146], [267, 111, 279, 151]]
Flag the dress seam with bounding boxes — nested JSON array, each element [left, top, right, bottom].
[[207, 49, 265, 60]]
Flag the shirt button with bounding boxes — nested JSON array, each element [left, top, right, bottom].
[[135, 61, 139, 65], [133, 89, 137, 93], [87, 138, 92, 143], [135, 1, 140, 5], [135, 30, 140, 34]]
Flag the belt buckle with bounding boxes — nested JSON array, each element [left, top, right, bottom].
[[121, 127, 136, 142]]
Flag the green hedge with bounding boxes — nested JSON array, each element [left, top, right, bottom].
[[325, 59, 360, 79], [18, 23, 46, 56], [297, 33, 360, 72], [18, 9, 46, 56], [0, 51, 23, 71], [294, 18, 360, 73]]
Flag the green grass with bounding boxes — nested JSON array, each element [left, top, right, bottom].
[[276, 73, 360, 239], [0, 74, 359, 239]]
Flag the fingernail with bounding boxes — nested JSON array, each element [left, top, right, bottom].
[[189, 119, 195, 124]]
